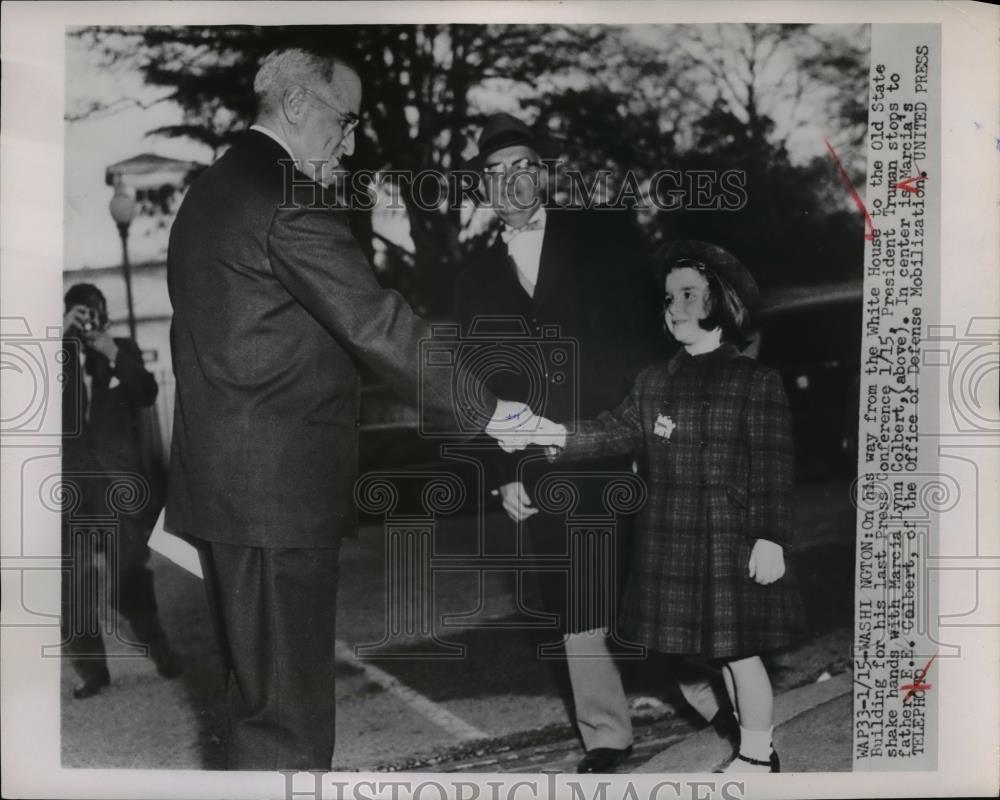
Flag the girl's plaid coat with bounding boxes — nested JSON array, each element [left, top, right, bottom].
[[558, 344, 806, 658]]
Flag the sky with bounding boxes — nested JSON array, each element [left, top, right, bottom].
[[64, 34, 212, 270]]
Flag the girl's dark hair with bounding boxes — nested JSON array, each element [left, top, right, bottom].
[[664, 259, 753, 350]]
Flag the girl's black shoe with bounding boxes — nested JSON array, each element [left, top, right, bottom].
[[721, 749, 780, 773]]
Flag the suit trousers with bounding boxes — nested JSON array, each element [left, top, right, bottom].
[[524, 507, 720, 751], [565, 630, 633, 750], [60, 474, 167, 685], [199, 541, 342, 771], [565, 633, 724, 751], [522, 502, 636, 750]]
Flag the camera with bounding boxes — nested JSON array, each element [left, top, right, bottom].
[[81, 308, 99, 334], [419, 318, 578, 437]]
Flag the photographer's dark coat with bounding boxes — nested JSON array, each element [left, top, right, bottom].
[[61, 336, 167, 683], [63, 338, 158, 478]]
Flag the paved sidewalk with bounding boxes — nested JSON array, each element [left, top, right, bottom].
[[408, 670, 852, 774], [635, 671, 852, 773]]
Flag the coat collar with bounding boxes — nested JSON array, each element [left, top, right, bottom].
[[666, 343, 741, 376], [249, 124, 295, 161], [500, 205, 547, 242]]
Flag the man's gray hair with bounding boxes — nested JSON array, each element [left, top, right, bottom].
[[253, 48, 353, 116]]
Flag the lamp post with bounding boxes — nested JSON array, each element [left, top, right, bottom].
[[108, 183, 138, 341]]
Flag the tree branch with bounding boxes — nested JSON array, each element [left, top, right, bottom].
[[64, 92, 174, 123]]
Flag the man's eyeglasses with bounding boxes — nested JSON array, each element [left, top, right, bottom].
[[302, 88, 360, 135], [482, 157, 541, 176]]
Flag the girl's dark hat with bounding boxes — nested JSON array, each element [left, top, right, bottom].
[[656, 239, 760, 311], [465, 112, 551, 171]]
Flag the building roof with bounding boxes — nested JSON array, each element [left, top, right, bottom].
[[105, 153, 203, 186]]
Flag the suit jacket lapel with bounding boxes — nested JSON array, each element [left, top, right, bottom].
[[483, 236, 532, 307], [532, 210, 577, 308]]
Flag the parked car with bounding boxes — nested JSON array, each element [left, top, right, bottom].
[[752, 281, 863, 481]]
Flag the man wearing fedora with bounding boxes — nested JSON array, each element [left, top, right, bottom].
[[452, 112, 722, 773]]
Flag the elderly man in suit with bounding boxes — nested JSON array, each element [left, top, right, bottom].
[[167, 49, 528, 771], [452, 113, 723, 773], [61, 283, 180, 699]]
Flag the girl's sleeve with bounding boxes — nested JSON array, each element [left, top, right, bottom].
[[747, 367, 796, 547], [554, 373, 646, 463]]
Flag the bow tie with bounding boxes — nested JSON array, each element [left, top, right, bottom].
[[500, 218, 544, 244]]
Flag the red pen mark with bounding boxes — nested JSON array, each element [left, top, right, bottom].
[[825, 139, 875, 241], [899, 652, 937, 701], [894, 172, 928, 194]]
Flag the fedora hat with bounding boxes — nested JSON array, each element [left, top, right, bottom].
[[655, 239, 760, 311], [464, 112, 551, 172]]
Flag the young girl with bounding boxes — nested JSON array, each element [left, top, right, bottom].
[[544, 240, 806, 772]]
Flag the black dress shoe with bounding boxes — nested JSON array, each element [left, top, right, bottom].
[[576, 746, 633, 774], [72, 672, 110, 700], [149, 642, 183, 679]]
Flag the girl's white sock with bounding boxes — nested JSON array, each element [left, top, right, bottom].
[[738, 725, 773, 761]]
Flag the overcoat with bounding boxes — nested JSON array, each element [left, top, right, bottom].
[[559, 344, 806, 658], [452, 209, 667, 634]]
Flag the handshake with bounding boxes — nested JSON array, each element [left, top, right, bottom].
[[484, 399, 568, 454]]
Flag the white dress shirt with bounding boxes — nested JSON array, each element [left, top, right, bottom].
[[503, 206, 547, 298]]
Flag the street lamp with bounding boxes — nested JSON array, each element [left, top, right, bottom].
[[108, 183, 138, 341]]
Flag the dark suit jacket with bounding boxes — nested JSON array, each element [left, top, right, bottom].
[[62, 336, 160, 528], [166, 131, 493, 548], [452, 208, 667, 492]]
